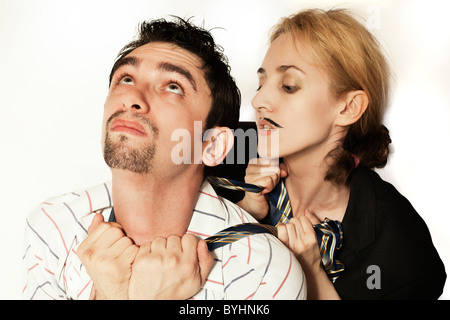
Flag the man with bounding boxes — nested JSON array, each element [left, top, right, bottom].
[[23, 18, 305, 300]]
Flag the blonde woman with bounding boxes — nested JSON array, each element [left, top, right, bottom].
[[238, 9, 446, 299]]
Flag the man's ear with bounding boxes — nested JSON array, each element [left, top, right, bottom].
[[335, 90, 369, 126], [202, 126, 234, 167]]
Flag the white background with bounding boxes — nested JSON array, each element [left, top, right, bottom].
[[1, 0, 449, 299]]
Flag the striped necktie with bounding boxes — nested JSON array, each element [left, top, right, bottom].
[[206, 176, 344, 283]]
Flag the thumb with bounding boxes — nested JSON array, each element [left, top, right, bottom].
[[197, 240, 214, 284], [276, 224, 289, 246], [279, 162, 288, 178], [305, 209, 321, 225], [88, 213, 104, 235]]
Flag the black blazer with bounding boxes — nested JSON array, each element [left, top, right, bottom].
[[334, 167, 446, 299]]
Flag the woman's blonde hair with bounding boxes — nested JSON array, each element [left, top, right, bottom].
[[271, 9, 392, 184]]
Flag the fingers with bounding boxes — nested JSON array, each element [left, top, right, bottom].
[[283, 221, 300, 249], [181, 233, 198, 256], [149, 235, 185, 254], [86, 213, 124, 244], [135, 243, 151, 261], [293, 215, 317, 238], [89, 223, 127, 251], [279, 162, 289, 178], [111, 236, 137, 259], [129, 234, 210, 300], [78, 216, 130, 263], [304, 209, 321, 225], [246, 158, 287, 194], [277, 224, 289, 246], [277, 213, 319, 255], [88, 213, 105, 234], [140, 234, 212, 274], [197, 239, 214, 284], [121, 243, 139, 264], [142, 234, 198, 260]]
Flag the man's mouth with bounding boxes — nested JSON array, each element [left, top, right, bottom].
[[110, 119, 148, 137]]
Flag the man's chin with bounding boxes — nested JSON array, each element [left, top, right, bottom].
[[103, 139, 155, 175]]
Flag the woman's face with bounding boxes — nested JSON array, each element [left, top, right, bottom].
[[252, 33, 342, 161]]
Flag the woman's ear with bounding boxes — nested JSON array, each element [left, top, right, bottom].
[[335, 90, 369, 126], [202, 127, 234, 167]]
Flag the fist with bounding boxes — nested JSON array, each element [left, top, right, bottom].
[[128, 234, 214, 300]]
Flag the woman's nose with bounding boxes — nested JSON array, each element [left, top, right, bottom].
[[251, 85, 274, 113]]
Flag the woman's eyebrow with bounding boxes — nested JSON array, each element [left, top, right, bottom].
[[277, 65, 306, 75], [257, 65, 306, 75]]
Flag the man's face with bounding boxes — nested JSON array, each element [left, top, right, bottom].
[[102, 42, 212, 175]]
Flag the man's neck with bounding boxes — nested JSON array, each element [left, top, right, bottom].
[[111, 168, 204, 245]]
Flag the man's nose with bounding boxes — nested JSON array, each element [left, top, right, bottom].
[[121, 87, 150, 113]]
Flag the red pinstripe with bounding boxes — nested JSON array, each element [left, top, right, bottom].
[[63, 274, 68, 293], [28, 263, 39, 272], [85, 190, 93, 212], [247, 236, 251, 264], [206, 278, 224, 285], [199, 191, 219, 199], [77, 279, 92, 298], [272, 253, 292, 298], [73, 266, 80, 277], [187, 230, 211, 238], [244, 291, 255, 300], [44, 268, 55, 276], [42, 207, 69, 254], [237, 206, 245, 223], [222, 255, 237, 268], [244, 281, 267, 300]]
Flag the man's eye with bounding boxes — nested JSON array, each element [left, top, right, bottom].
[[120, 76, 134, 85], [166, 82, 184, 96]]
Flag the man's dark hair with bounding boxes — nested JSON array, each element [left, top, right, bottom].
[[109, 17, 241, 131]]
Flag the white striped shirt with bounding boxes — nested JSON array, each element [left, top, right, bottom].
[[23, 180, 306, 300]]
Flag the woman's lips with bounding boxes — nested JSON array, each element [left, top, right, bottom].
[[257, 118, 282, 136], [258, 117, 283, 129], [110, 119, 148, 137]]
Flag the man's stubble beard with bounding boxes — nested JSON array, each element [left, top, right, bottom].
[[103, 111, 159, 174]]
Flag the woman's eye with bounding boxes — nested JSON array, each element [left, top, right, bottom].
[[166, 82, 184, 95], [283, 84, 299, 93]]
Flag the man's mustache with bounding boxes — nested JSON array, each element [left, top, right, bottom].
[[106, 111, 159, 136]]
